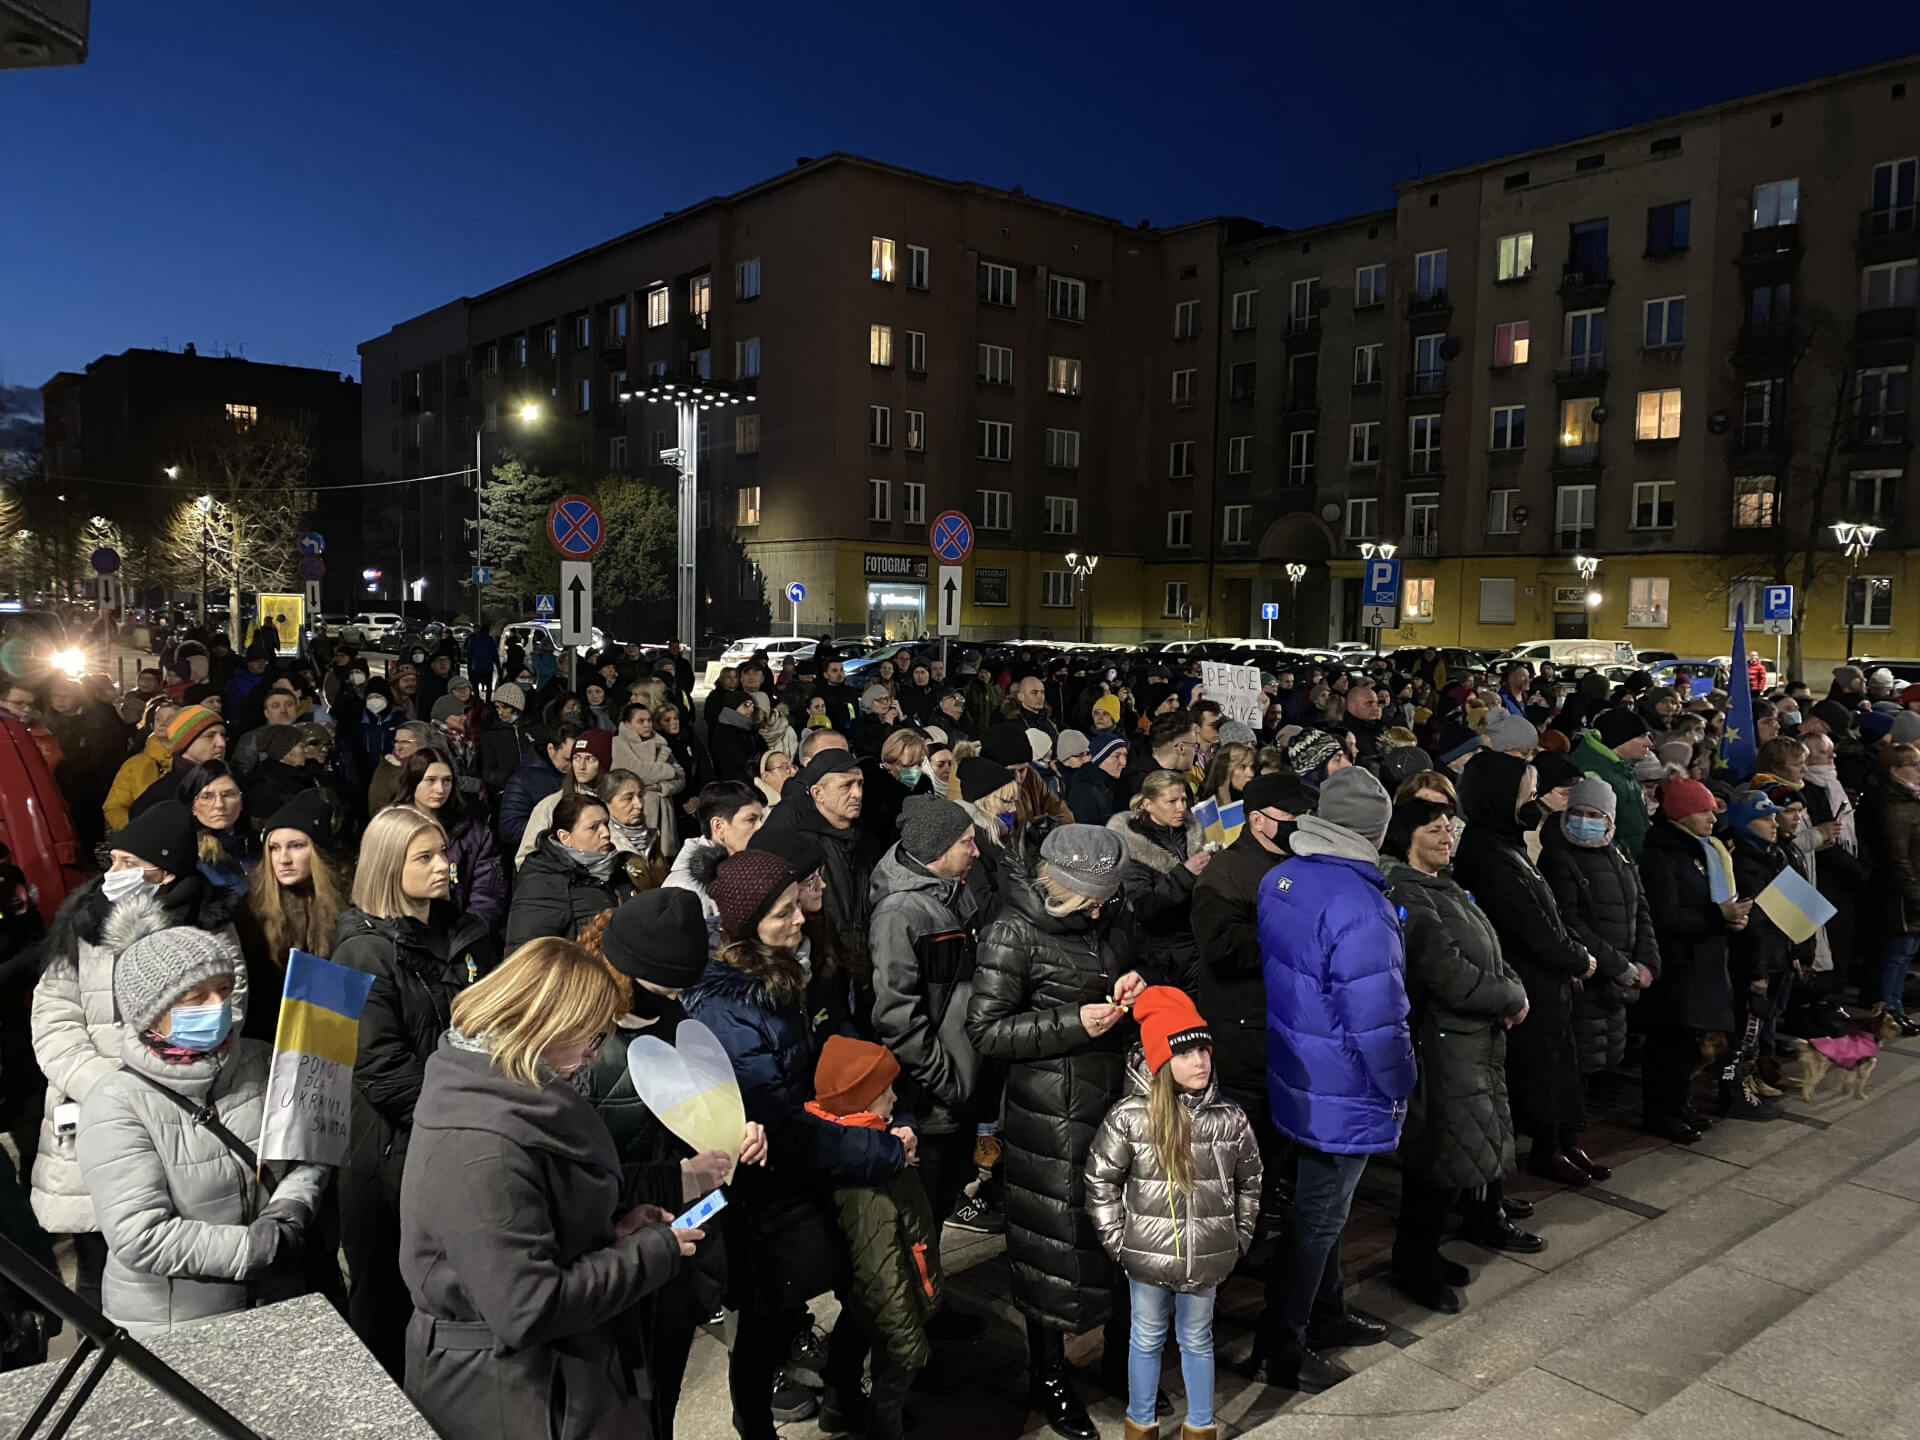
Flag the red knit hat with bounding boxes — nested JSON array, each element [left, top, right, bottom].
[[1659, 777, 1716, 821], [1133, 986, 1212, 1074], [813, 1035, 900, 1116], [574, 729, 614, 769], [708, 849, 798, 940]]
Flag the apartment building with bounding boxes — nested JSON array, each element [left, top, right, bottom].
[[361, 154, 1258, 641]]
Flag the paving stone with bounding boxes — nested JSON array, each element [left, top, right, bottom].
[[1343, 1253, 1538, 1340], [1599, 1144, 1745, 1211], [1412, 1366, 1641, 1440], [1616, 1380, 1840, 1440], [1731, 1094, 1920, 1205], [1685, 1114, 1806, 1169], [1490, 1189, 1645, 1275], [1718, 1180, 1920, 1293], [1538, 1261, 1805, 1413], [1291, 1351, 1479, 1417], [1853, 1134, 1920, 1203]]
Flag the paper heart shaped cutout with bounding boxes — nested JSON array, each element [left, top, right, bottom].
[[627, 1019, 746, 1171]]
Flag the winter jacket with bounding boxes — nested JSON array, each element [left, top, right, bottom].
[[445, 816, 508, 933], [29, 879, 247, 1234], [1571, 731, 1651, 857], [1106, 811, 1203, 994], [1190, 830, 1287, 1105], [1383, 859, 1526, 1190], [859, 759, 933, 851], [611, 729, 686, 859], [1638, 820, 1738, 1032], [498, 747, 564, 857], [1727, 831, 1811, 989], [1065, 765, 1118, 826], [1258, 817, 1414, 1155], [399, 1035, 683, 1440], [828, 1165, 942, 1371], [480, 719, 535, 797], [867, 844, 990, 1135], [1084, 1051, 1261, 1294], [1452, 754, 1591, 1132], [965, 840, 1144, 1333], [505, 837, 637, 949], [760, 791, 883, 988], [1879, 783, 1920, 934], [711, 710, 768, 784], [1539, 820, 1661, 1073], [103, 735, 170, 833], [662, 839, 726, 951]]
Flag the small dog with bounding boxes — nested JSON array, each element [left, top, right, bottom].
[[1776, 1032, 1879, 1101]]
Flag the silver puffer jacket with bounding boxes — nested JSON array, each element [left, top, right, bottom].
[[1084, 1049, 1262, 1294]]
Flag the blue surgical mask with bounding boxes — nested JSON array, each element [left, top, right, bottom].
[[166, 999, 233, 1052], [1565, 815, 1610, 846], [897, 766, 923, 789], [1777, 711, 1801, 728], [995, 809, 1017, 830]]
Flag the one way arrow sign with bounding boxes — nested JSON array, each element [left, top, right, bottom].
[[937, 564, 962, 638], [560, 560, 593, 647]]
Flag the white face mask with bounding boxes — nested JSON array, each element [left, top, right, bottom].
[[102, 868, 155, 902], [365, 694, 389, 715]]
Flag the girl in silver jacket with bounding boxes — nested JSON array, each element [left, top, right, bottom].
[[1085, 987, 1261, 1440]]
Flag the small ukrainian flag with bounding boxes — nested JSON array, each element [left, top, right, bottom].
[[258, 950, 377, 1166]]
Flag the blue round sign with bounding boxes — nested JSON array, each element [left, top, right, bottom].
[[785, 581, 805, 604], [929, 510, 973, 564], [546, 494, 605, 559], [298, 532, 326, 556]]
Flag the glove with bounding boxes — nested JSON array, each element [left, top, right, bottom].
[[261, 1190, 315, 1233], [241, 1216, 290, 1278]]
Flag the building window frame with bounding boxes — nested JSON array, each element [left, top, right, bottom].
[[1632, 479, 1676, 530], [1354, 263, 1387, 307], [1166, 510, 1193, 548], [1490, 404, 1526, 451], [978, 343, 1013, 386], [1486, 488, 1520, 536], [979, 261, 1018, 306], [869, 405, 891, 449], [905, 409, 925, 453], [1628, 576, 1671, 628], [1173, 299, 1199, 340], [1353, 343, 1382, 384], [867, 478, 891, 522], [1227, 434, 1252, 474], [735, 413, 760, 456], [903, 481, 926, 525], [1043, 495, 1079, 536], [1045, 427, 1082, 469], [1635, 388, 1683, 441], [735, 258, 761, 300], [869, 324, 893, 368], [1041, 570, 1076, 609], [1287, 429, 1315, 486], [1496, 231, 1534, 281], [1732, 473, 1777, 529], [1845, 576, 1895, 630], [872, 236, 897, 283], [979, 489, 1013, 531], [1170, 368, 1197, 406], [1233, 288, 1261, 331], [906, 245, 929, 290], [906, 330, 926, 375], [1169, 440, 1197, 479], [1344, 496, 1378, 540], [1643, 295, 1686, 348], [1046, 355, 1084, 397], [1164, 581, 1190, 618], [979, 420, 1013, 462], [1048, 275, 1087, 322], [1348, 421, 1380, 467], [1222, 504, 1250, 545], [646, 286, 669, 327]]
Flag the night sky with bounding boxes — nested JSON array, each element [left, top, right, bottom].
[[5, 2, 1918, 391]]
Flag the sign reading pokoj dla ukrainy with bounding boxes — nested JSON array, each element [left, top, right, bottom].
[[257, 950, 377, 1166]]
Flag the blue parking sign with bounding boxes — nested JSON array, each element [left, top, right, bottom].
[[1764, 585, 1793, 621], [1362, 558, 1402, 607]]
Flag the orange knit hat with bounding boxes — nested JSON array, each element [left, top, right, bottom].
[[812, 1035, 901, 1116], [1134, 986, 1212, 1074]]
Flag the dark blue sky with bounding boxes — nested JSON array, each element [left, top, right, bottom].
[[5, 2, 1917, 390]]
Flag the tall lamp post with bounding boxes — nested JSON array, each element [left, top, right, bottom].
[[1832, 522, 1882, 664], [620, 379, 747, 653], [1359, 542, 1396, 652], [1573, 552, 1603, 634], [193, 492, 213, 627], [1064, 551, 1099, 643], [471, 401, 541, 623], [1285, 562, 1307, 646]]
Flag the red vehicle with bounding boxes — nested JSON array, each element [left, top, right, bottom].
[[0, 710, 85, 928]]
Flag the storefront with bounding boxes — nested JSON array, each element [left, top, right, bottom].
[[864, 553, 927, 639]]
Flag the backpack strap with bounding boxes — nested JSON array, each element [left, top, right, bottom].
[[120, 1064, 276, 1196]]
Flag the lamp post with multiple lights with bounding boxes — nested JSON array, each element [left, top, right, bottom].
[[1358, 542, 1396, 651], [1064, 551, 1099, 642], [472, 401, 541, 623], [1285, 562, 1307, 645], [1832, 521, 1882, 663], [1573, 552, 1603, 631]]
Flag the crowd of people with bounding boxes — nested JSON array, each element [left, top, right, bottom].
[[1, 621, 1915, 1440]]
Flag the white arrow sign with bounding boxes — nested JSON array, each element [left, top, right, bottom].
[[937, 565, 962, 637], [560, 561, 593, 647]]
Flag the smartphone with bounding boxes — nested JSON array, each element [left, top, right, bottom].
[[672, 1187, 728, 1231]]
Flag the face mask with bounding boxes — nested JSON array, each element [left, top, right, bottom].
[[1516, 799, 1545, 831], [896, 766, 923, 789], [365, 694, 389, 715], [1778, 711, 1801, 727], [166, 999, 233, 1052], [1565, 814, 1610, 846], [349, 671, 368, 687], [994, 809, 1017, 831], [1267, 819, 1298, 852], [102, 868, 155, 902]]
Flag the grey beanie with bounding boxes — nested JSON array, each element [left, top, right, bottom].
[[860, 683, 890, 706], [1567, 775, 1618, 819], [103, 892, 241, 1035], [1218, 719, 1257, 747], [1055, 729, 1091, 762], [1039, 823, 1127, 902], [1891, 711, 1920, 745], [430, 694, 466, 723], [898, 795, 975, 866], [1315, 766, 1392, 847], [1485, 711, 1540, 753], [1633, 755, 1668, 782]]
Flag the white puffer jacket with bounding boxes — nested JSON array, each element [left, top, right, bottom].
[[29, 880, 246, 1233]]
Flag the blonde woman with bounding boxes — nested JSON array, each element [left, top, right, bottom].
[[756, 747, 794, 809], [1109, 771, 1211, 993], [400, 938, 698, 1439], [967, 821, 1148, 1437], [241, 793, 349, 1040], [955, 757, 1019, 856], [1200, 742, 1256, 807], [333, 805, 498, 1380], [863, 726, 933, 846]]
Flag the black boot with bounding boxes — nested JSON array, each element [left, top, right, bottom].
[[1717, 1073, 1779, 1121], [1027, 1320, 1096, 1440]]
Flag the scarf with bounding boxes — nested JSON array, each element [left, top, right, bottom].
[[803, 1101, 888, 1129], [610, 818, 655, 856], [562, 843, 619, 883], [140, 1030, 233, 1066]]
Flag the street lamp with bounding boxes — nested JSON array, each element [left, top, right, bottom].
[[1284, 562, 1308, 646], [620, 379, 749, 651], [1064, 552, 1099, 643], [1832, 521, 1883, 663], [193, 493, 213, 627], [472, 401, 542, 623]]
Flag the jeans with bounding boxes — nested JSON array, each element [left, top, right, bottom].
[[1881, 934, 1919, 1012], [1270, 1147, 1369, 1352], [1127, 1280, 1215, 1428]]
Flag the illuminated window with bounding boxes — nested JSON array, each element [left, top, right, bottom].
[[736, 487, 761, 526], [1732, 474, 1777, 528], [1497, 232, 1534, 281], [646, 287, 669, 327], [1636, 388, 1683, 440], [688, 276, 711, 326], [1047, 356, 1083, 396], [871, 237, 896, 283], [1404, 577, 1436, 621], [1628, 577, 1670, 627], [870, 325, 894, 367], [225, 403, 258, 430], [1494, 320, 1530, 366], [1560, 398, 1600, 448]]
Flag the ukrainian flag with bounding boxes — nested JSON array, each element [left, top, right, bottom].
[[1194, 797, 1224, 847], [1697, 835, 1737, 904], [1218, 800, 1245, 847], [258, 950, 377, 1166], [1753, 865, 1836, 945]]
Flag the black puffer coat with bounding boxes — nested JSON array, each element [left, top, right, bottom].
[[1189, 830, 1286, 1106], [1638, 820, 1736, 1032], [965, 834, 1143, 1334], [1451, 753, 1590, 1133], [1384, 859, 1527, 1189], [1538, 820, 1661, 1073], [1106, 811, 1202, 994], [504, 836, 637, 948]]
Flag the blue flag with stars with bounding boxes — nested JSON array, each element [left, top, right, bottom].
[[1721, 601, 1758, 781]]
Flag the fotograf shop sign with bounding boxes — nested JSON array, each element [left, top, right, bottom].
[[974, 567, 1010, 607], [864, 553, 928, 580]]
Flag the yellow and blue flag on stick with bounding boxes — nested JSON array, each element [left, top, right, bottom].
[[1754, 865, 1837, 945], [257, 950, 377, 1166], [1697, 835, 1737, 904], [1194, 797, 1245, 847]]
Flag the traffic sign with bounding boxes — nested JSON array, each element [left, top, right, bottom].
[[1362, 557, 1402, 607], [304, 579, 321, 611], [299, 555, 326, 581], [785, 581, 806, 605], [1764, 585, 1793, 620], [89, 547, 119, 575], [560, 561, 593, 647], [470, 566, 492, 585], [298, 532, 326, 556], [1260, 602, 1279, 620], [929, 510, 974, 565], [937, 565, 962, 637], [1363, 604, 1398, 630], [547, 494, 606, 559], [535, 593, 556, 617]]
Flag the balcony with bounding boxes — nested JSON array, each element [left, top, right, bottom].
[[1552, 442, 1602, 472], [1407, 288, 1451, 319], [1735, 324, 1797, 367], [1559, 265, 1613, 305], [1405, 371, 1447, 408], [1555, 354, 1608, 396], [1555, 526, 1596, 553], [1739, 225, 1803, 277], [1403, 533, 1439, 557], [1406, 452, 1444, 479], [1859, 206, 1920, 265], [1850, 411, 1911, 450], [1284, 314, 1323, 353], [1283, 391, 1319, 417], [1730, 423, 1788, 460], [1854, 306, 1918, 347], [600, 333, 630, 361]]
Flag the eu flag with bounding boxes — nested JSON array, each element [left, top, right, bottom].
[[1721, 602, 1758, 781]]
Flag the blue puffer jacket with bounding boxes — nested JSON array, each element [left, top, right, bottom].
[[681, 944, 904, 1187], [1258, 817, 1416, 1155]]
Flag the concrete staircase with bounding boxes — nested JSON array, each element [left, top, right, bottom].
[[1216, 1043, 1920, 1440]]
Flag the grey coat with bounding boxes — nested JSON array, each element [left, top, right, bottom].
[[76, 1034, 328, 1336], [1383, 859, 1528, 1190], [1084, 1051, 1261, 1294], [399, 1035, 684, 1440]]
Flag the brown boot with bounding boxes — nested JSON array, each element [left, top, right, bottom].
[[1181, 1427, 1219, 1440], [1124, 1421, 1160, 1440]]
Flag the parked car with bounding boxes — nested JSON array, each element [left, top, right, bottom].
[[340, 611, 404, 645], [1496, 638, 1640, 670], [499, 619, 607, 661]]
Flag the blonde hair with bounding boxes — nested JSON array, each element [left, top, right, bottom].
[[1201, 742, 1255, 803], [1393, 770, 1457, 805], [1130, 769, 1190, 814], [1033, 863, 1102, 918], [880, 729, 928, 769], [247, 838, 349, 967], [1147, 1061, 1197, 1196], [350, 806, 447, 918], [449, 937, 628, 1086]]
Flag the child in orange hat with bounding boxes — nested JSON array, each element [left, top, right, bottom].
[[1085, 988, 1261, 1440], [804, 1035, 938, 1440]]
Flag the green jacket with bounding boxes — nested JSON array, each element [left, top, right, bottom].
[[1572, 731, 1650, 856], [831, 1167, 943, 1370]]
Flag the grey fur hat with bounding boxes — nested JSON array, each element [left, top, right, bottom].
[[105, 892, 243, 1035], [1039, 824, 1127, 902]]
